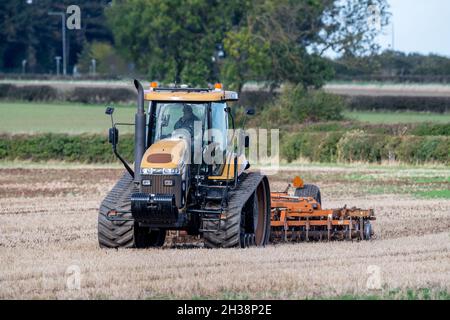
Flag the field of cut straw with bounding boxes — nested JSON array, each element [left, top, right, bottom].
[[0, 164, 449, 299]]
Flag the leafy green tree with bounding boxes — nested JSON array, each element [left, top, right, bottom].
[[222, 0, 389, 91], [77, 41, 128, 75], [107, 0, 388, 88], [221, 26, 271, 92], [258, 84, 346, 127], [106, 0, 244, 85]]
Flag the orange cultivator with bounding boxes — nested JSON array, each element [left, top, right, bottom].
[[269, 178, 375, 242]]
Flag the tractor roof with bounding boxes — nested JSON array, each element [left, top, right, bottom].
[[144, 85, 238, 102]]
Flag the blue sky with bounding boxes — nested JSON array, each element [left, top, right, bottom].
[[378, 0, 450, 56]]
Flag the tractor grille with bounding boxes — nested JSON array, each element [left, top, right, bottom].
[[141, 174, 182, 208]]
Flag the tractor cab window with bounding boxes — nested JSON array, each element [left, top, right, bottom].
[[152, 103, 207, 143], [210, 102, 228, 158], [149, 101, 228, 170]]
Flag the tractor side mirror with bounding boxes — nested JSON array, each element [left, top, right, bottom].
[[109, 127, 119, 145], [246, 108, 255, 116], [244, 135, 250, 148], [106, 106, 118, 145], [105, 106, 115, 115]]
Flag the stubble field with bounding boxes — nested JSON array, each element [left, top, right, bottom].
[[0, 163, 450, 299]]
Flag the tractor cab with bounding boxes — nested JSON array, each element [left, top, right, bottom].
[[142, 82, 244, 182]]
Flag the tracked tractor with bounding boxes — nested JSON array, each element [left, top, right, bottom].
[[98, 81, 271, 248], [98, 81, 375, 249]]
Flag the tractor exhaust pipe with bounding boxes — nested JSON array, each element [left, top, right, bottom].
[[133, 79, 146, 183]]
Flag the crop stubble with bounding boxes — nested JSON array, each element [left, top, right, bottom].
[[0, 166, 449, 299]]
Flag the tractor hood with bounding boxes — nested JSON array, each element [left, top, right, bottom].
[[140, 138, 188, 172]]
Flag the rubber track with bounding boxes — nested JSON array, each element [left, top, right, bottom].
[[98, 172, 136, 248], [203, 172, 265, 248]]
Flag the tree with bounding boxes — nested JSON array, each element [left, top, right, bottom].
[[106, 0, 245, 86], [0, 0, 113, 74], [77, 41, 128, 75], [222, 0, 389, 91], [0, 0, 56, 73], [258, 84, 346, 128]]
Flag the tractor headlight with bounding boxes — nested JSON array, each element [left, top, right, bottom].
[[142, 179, 151, 186], [163, 179, 174, 186], [141, 168, 165, 175], [163, 168, 180, 175], [141, 168, 180, 175]]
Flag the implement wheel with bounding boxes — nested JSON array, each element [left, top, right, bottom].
[[294, 184, 322, 205]]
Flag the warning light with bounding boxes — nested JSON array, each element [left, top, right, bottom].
[[292, 176, 304, 189], [150, 82, 158, 89], [214, 83, 223, 90]]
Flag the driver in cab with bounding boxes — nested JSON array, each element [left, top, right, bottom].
[[174, 104, 199, 136]]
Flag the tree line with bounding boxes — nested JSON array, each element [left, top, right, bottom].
[[0, 0, 112, 74], [332, 50, 450, 82], [106, 0, 389, 90], [0, 0, 408, 90]]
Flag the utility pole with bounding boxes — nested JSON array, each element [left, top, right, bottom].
[[22, 60, 27, 74], [91, 59, 97, 76], [55, 56, 62, 75], [48, 12, 67, 76]]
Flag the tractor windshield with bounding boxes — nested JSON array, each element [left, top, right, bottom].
[[151, 102, 207, 143], [148, 101, 229, 167]]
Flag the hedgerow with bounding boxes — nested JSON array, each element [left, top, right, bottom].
[[282, 131, 450, 164], [0, 132, 448, 165], [0, 133, 134, 163]]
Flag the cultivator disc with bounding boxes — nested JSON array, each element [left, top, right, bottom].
[[270, 193, 375, 243]]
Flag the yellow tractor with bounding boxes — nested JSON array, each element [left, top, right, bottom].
[[98, 81, 375, 248], [98, 81, 272, 248]]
